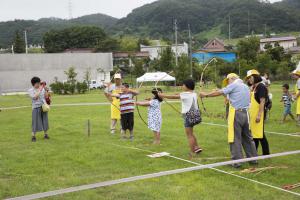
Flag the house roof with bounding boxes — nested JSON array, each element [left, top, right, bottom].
[[63, 48, 95, 53], [201, 38, 226, 52], [260, 36, 297, 43], [113, 51, 149, 58]]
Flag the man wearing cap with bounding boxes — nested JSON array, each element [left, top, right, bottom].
[[199, 73, 257, 168], [246, 70, 270, 155], [104, 74, 122, 134], [292, 70, 300, 126]]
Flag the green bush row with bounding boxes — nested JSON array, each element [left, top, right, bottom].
[[50, 82, 88, 95]]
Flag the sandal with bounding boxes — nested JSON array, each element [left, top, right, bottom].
[[194, 148, 203, 154]]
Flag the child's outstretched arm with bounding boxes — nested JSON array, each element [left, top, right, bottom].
[[129, 89, 139, 96], [158, 93, 180, 99], [136, 101, 150, 107]]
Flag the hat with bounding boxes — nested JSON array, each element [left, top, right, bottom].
[[222, 73, 239, 87], [246, 69, 260, 79], [291, 70, 300, 77], [114, 73, 122, 79]]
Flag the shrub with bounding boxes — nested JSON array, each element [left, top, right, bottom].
[[50, 81, 87, 95]]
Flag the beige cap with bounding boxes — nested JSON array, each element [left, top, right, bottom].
[[114, 73, 122, 79]]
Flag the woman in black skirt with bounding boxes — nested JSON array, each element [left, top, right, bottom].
[[28, 77, 50, 142]]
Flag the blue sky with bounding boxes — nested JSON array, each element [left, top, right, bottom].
[[0, 0, 282, 22]]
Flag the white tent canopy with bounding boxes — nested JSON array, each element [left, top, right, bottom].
[[136, 72, 176, 83]]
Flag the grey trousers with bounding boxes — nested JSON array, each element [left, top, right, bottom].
[[230, 110, 257, 164]]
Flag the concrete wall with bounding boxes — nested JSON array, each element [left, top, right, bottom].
[[0, 53, 113, 93], [260, 40, 298, 51]]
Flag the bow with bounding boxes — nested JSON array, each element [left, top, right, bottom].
[[155, 71, 181, 115], [135, 81, 148, 126], [199, 58, 218, 113]]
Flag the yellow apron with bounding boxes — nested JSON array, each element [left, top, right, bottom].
[[295, 83, 300, 115], [111, 88, 121, 120], [227, 104, 235, 143], [249, 91, 264, 139]]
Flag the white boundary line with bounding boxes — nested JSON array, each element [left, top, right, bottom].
[[112, 144, 300, 196], [2, 103, 299, 136], [6, 149, 300, 200]]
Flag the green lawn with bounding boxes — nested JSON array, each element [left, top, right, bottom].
[[0, 84, 299, 200]]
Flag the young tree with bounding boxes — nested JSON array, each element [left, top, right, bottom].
[[83, 68, 92, 90], [159, 46, 174, 71], [237, 37, 260, 64], [13, 31, 25, 53], [64, 67, 78, 85], [132, 59, 145, 77], [174, 55, 190, 84]]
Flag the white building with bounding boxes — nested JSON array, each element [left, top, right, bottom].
[[260, 36, 297, 51], [0, 53, 113, 93], [140, 42, 189, 60]]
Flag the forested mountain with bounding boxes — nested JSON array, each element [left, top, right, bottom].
[[0, 14, 118, 47], [0, 0, 299, 48], [113, 0, 300, 39]]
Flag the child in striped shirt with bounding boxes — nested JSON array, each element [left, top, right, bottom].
[[281, 84, 295, 122], [110, 83, 139, 140]]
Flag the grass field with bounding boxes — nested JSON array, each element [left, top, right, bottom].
[[0, 84, 300, 200]]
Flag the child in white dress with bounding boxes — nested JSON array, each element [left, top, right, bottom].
[[136, 88, 163, 144]]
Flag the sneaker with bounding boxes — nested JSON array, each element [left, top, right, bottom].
[[129, 135, 134, 141], [249, 161, 258, 166], [32, 136, 36, 142], [232, 164, 242, 168], [44, 134, 50, 140]]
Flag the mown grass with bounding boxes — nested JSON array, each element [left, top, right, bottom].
[[0, 84, 299, 199]]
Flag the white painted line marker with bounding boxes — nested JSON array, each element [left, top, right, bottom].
[[6, 149, 300, 200]]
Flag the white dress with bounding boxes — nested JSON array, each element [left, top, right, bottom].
[[147, 99, 162, 132]]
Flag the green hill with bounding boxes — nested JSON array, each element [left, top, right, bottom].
[[0, 0, 300, 48], [0, 14, 118, 48], [113, 0, 300, 40]]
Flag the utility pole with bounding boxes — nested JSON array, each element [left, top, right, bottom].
[[24, 30, 28, 54], [174, 19, 178, 67], [68, 0, 73, 19], [228, 15, 231, 41], [188, 24, 193, 78], [264, 24, 267, 37], [248, 11, 250, 35]]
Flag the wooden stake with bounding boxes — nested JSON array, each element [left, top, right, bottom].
[[87, 119, 91, 137]]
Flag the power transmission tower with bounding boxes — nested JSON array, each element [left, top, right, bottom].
[[68, 0, 73, 19], [174, 19, 178, 67], [188, 24, 193, 78]]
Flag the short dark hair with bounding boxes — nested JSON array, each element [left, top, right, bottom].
[[183, 79, 195, 90], [31, 77, 41, 86], [282, 84, 289, 90], [122, 83, 129, 88], [252, 74, 262, 84], [152, 88, 163, 102]]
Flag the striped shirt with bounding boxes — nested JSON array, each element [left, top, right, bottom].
[[282, 93, 292, 107], [119, 92, 135, 114]]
